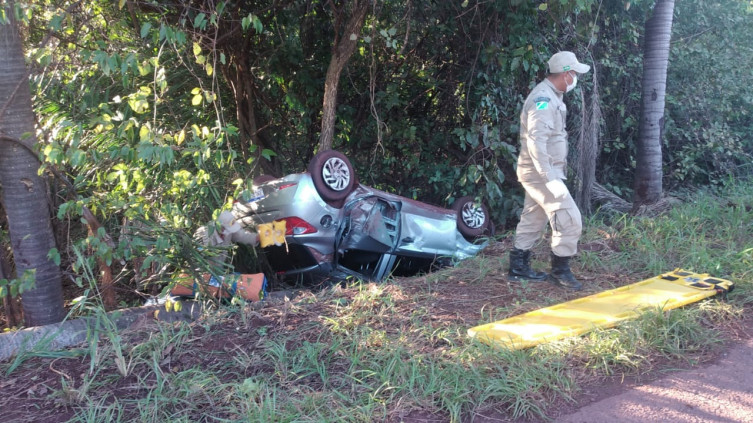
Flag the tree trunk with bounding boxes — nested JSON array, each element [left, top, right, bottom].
[[575, 59, 602, 217], [319, 0, 370, 151], [0, 6, 66, 326], [82, 208, 116, 311], [218, 46, 280, 177], [633, 0, 674, 205]]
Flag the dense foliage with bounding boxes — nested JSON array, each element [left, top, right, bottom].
[[1, 0, 752, 305]]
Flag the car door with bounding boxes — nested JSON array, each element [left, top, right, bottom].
[[335, 195, 401, 279]]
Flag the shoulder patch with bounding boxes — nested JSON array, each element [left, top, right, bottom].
[[533, 96, 550, 110]]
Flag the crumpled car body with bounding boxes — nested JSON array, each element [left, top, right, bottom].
[[232, 150, 493, 281]]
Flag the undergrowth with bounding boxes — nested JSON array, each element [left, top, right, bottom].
[[2, 179, 752, 422]]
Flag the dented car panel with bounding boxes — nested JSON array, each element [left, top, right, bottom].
[[232, 150, 491, 281]]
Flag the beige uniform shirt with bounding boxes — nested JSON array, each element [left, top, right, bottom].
[[516, 79, 568, 183]]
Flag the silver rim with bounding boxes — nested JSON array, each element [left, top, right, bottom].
[[461, 202, 486, 229], [322, 157, 351, 191]]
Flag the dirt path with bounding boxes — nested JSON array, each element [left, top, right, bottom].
[[554, 337, 753, 423]]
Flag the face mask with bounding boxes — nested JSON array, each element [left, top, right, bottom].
[[566, 73, 578, 93]]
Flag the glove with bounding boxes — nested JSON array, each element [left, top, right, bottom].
[[545, 179, 568, 199]]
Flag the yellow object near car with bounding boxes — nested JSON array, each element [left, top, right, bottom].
[[468, 269, 734, 350], [258, 220, 286, 248]]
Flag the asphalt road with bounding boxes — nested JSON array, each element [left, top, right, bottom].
[[555, 338, 753, 423]]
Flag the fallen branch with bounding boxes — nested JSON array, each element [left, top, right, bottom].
[[0, 303, 201, 362]]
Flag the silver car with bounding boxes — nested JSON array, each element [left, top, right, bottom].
[[233, 150, 493, 281]]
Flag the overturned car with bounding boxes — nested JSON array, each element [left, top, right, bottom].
[[232, 150, 493, 281]]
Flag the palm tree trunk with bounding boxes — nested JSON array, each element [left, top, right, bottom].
[[633, 0, 675, 205], [0, 5, 65, 326]]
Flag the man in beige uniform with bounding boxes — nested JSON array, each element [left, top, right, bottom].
[[508, 51, 590, 291]]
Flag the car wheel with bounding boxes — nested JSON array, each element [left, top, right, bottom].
[[253, 174, 276, 186], [454, 196, 491, 239], [308, 150, 356, 206]]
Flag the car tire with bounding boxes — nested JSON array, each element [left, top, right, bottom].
[[308, 150, 356, 207], [253, 174, 276, 185], [453, 196, 491, 239]]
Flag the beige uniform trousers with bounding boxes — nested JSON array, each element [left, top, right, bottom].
[[513, 179, 582, 257]]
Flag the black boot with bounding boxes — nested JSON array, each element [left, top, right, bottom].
[[508, 248, 547, 281], [549, 253, 582, 291]]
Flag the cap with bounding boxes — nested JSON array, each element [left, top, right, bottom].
[[218, 211, 241, 234], [548, 51, 590, 74]]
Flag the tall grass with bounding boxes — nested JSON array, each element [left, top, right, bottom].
[[583, 179, 753, 281]]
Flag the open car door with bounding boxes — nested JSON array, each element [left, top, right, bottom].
[[335, 196, 401, 280]]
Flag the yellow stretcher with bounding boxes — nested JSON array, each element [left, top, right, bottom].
[[468, 269, 734, 350]]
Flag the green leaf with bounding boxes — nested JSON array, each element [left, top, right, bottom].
[[215, 1, 226, 15], [70, 149, 87, 167], [48, 248, 61, 266], [137, 60, 151, 76], [252, 15, 263, 34], [139, 125, 151, 142], [49, 14, 64, 31], [261, 149, 277, 160], [193, 13, 206, 29], [539, 3, 548, 11], [140, 22, 152, 38], [128, 97, 149, 114], [511, 56, 521, 71]]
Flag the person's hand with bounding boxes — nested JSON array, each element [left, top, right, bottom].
[[545, 179, 568, 199]]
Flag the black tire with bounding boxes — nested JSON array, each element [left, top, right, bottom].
[[308, 150, 356, 206], [453, 196, 491, 239], [253, 174, 276, 186]]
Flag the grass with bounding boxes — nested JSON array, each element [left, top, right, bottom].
[[2, 178, 753, 422]]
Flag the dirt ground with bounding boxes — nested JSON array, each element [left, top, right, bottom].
[[1, 239, 751, 422]]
